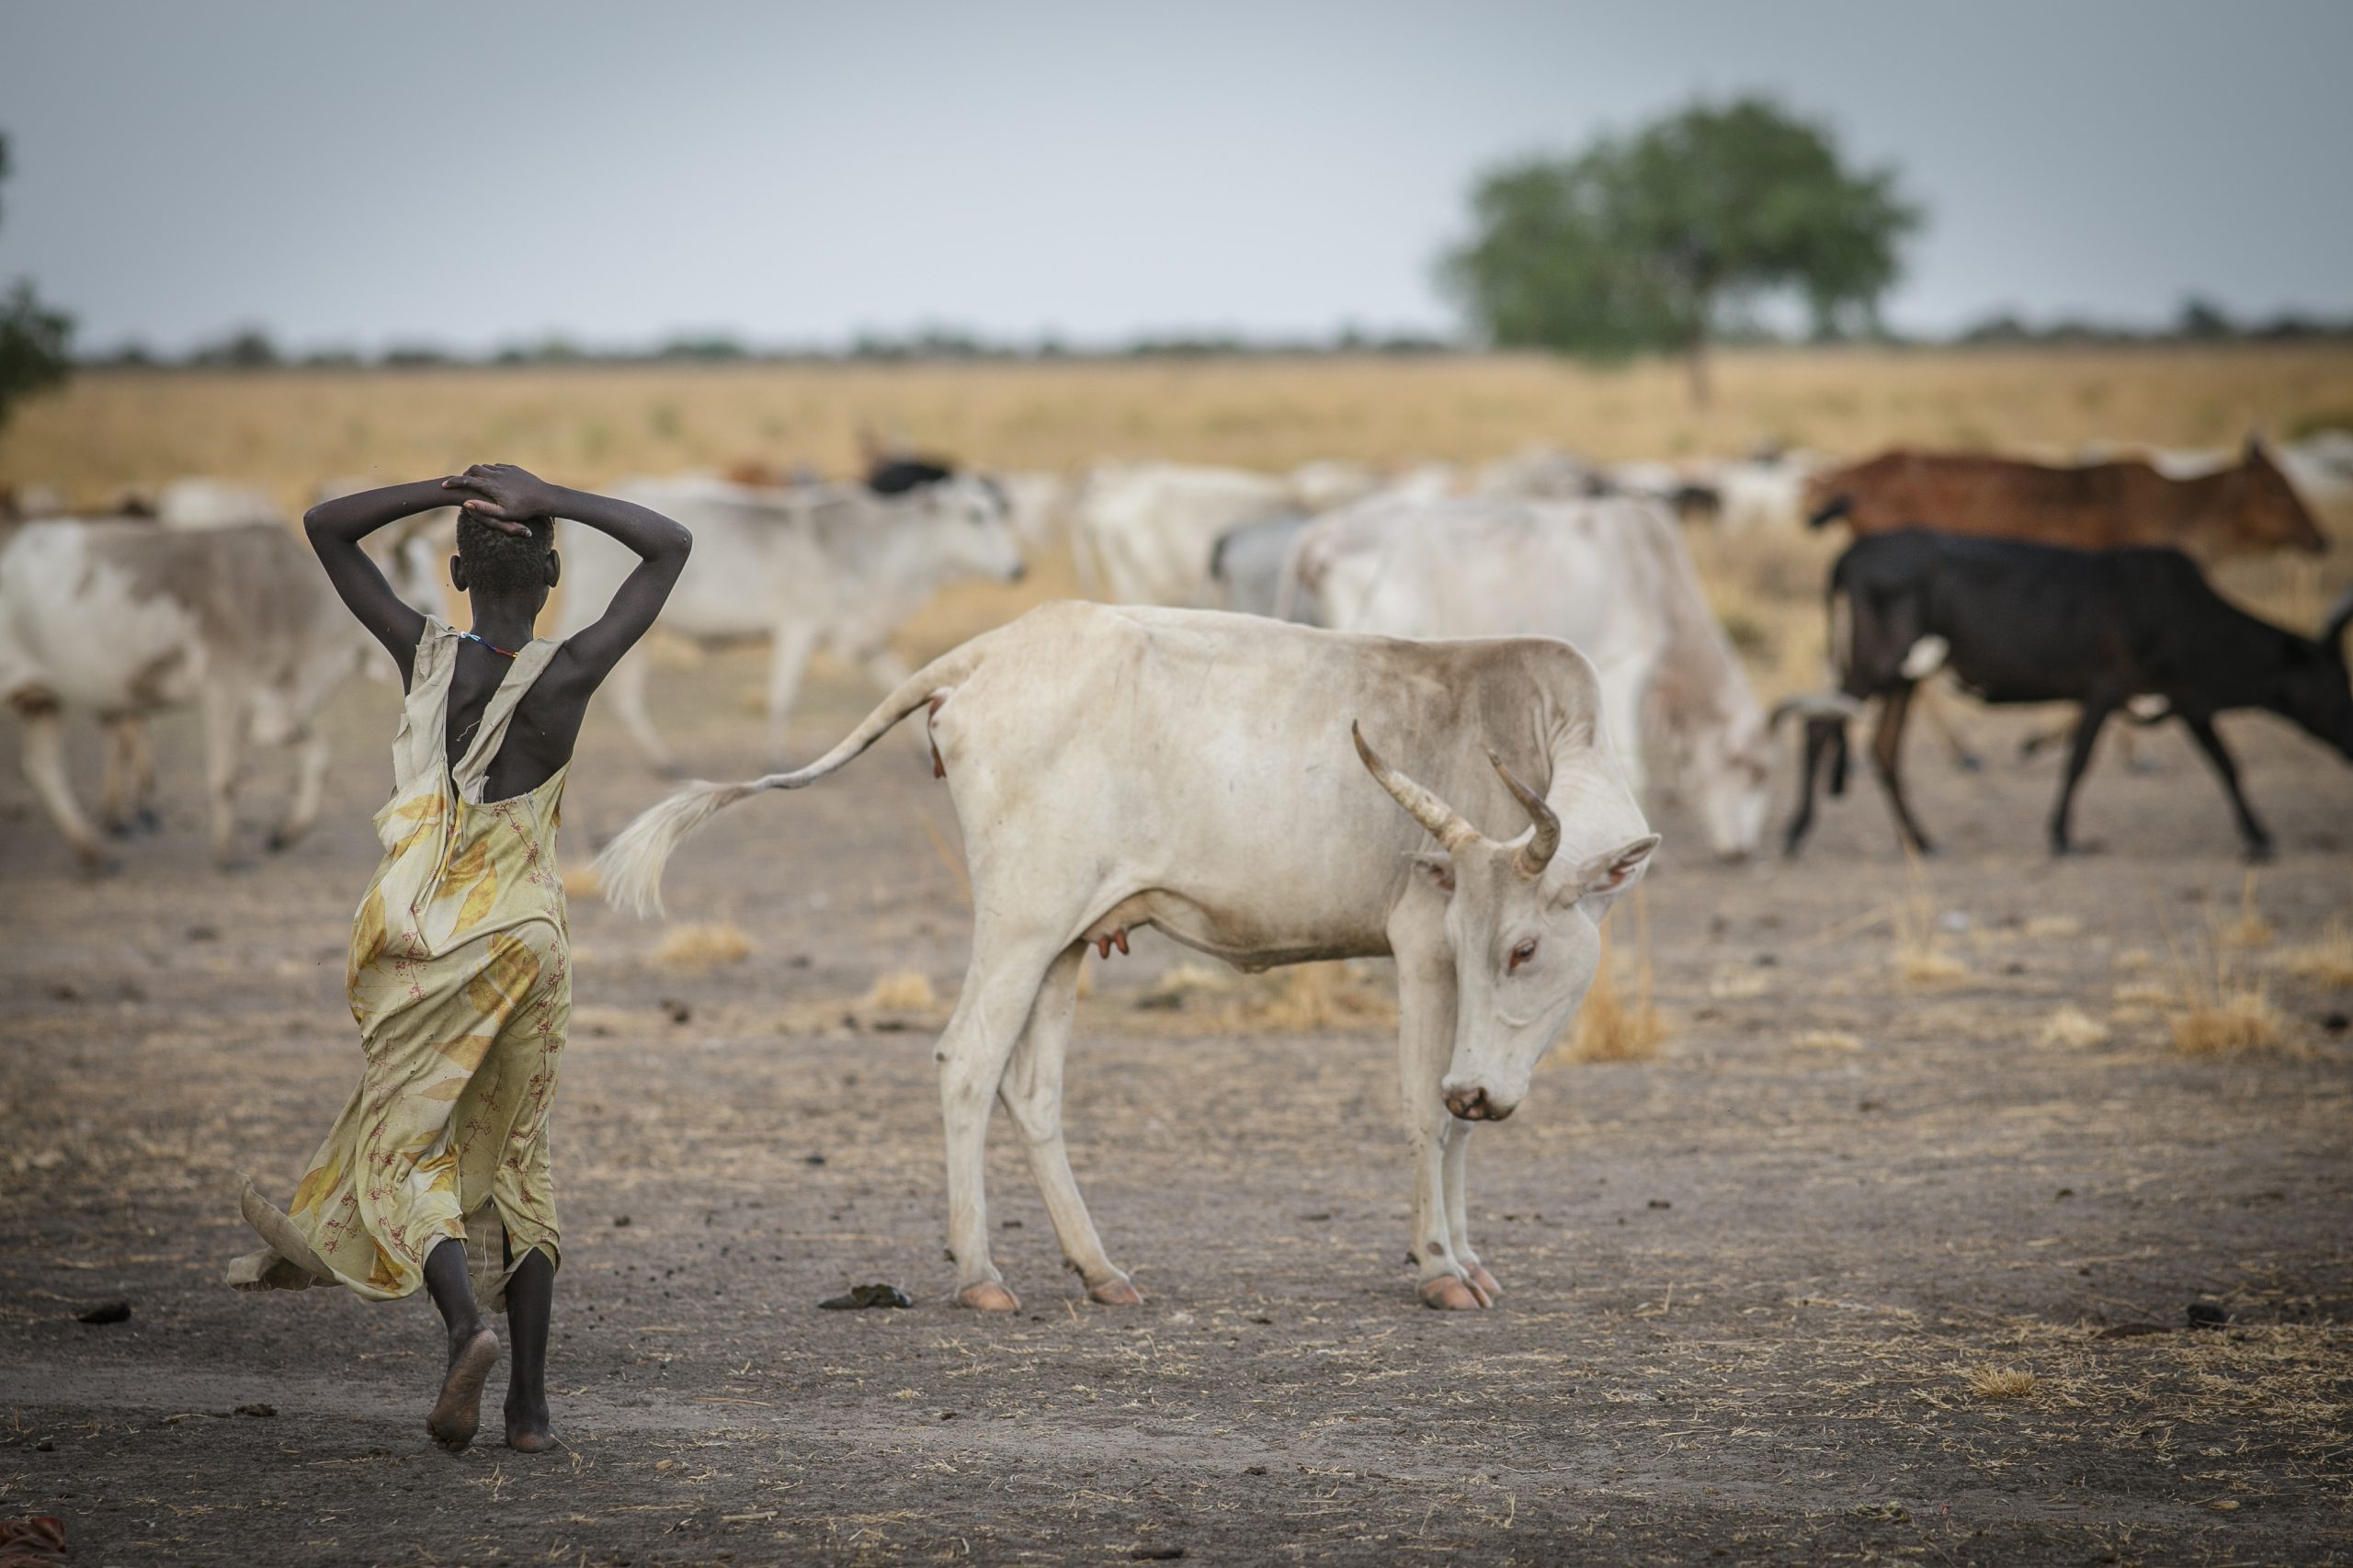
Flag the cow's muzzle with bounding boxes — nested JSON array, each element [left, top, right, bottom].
[[1445, 1085, 1514, 1122]]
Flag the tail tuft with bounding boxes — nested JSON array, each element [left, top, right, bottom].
[[594, 779, 763, 919]]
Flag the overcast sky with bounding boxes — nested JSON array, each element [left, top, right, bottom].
[[3, 1, 2347, 354]]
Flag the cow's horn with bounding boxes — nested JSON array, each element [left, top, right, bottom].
[[1353, 722, 1480, 851], [1486, 749, 1560, 876]]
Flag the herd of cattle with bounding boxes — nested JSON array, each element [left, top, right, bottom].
[[2, 429, 2350, 877]]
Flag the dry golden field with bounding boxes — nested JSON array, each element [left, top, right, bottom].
[[9, 345, 2353, 514]]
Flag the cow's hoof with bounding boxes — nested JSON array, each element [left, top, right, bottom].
[[264, 830, 298, 853], [1418, 1275, 1491, 1311], [136, 808, 162, 834], [103, 820, 133, 840], [1466, 1265, 1501, 1301], [1087, 1277, 1144, 1307], [75, 850, 122, 878], [2243, 840, 2277, 865], [956, 1281, 1021, 1312]]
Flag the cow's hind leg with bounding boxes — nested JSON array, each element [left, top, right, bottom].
[[98, 718, 142, 835], [999, 943, 1140, 1305], [938, 933, 1069, 1311], [199, 684, 249, 869], [1781, 715, 1840, 858], [2178, 713, 2272, 861], [1870, 684, 1934, 855], [16, 699, 107, 869], [267, 725, 332, 852]]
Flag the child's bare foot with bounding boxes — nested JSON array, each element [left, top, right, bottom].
[[426, 1326, 499, 1452], [504, 1390, 556, 1453]]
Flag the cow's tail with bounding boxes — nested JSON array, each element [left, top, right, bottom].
[[595, 642, 985, 918]]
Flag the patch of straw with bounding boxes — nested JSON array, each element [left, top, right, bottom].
[[2164, 915, 2285, 1058], [2273, 919, 2353, 989], [2023, 915, 2083, 939], [1790, 1029, 1862, 1053], [1224, 962, 1396, 1032], [650, 920, 752, 971], [1571, 891, 1665, 1062], [1966, 1367, 2038, 1401], [2214, 871, 2275, 949], [862, 969, 940, 1011], [1892, 851, 1969, 985], [2037, 1006, 2110, 1050], [1134, 962, 1236, 1010], [1707, 965, 1773, 1001], [562, 863, 604, 899]]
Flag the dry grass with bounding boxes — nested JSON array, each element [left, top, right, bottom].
[[1570, 894, 1666, 1063], [2023, 915, 2084, 940], [2164, 918, 2288, 1058], [13, 347, 2353, 516], [1222, 962, 1397, 1033], [1133, 962, 1236, 1009], [1790, 1029, 1862, 1054], [2273, 919, 2353, 989], [1966, 1367, 2039, 1401], [861, 969, 940, 1011], [2036, 1006, 2111, 1050], [1892, 853, 1969, 986], [561, 863, 604, 899], [649, 920, 753, 971], [2214, 873, 2276, 949]]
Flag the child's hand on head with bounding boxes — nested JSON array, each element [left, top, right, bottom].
[[444, 463, 557, 528]]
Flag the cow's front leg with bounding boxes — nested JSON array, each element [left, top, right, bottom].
[[16, 698, 106, 869], [608, 648, 679, 774], [98, 717, 141, 835], [1442, 1130, 1499, 1301], [936, 934, 1063, 1311], [1000, 942, 1140, 1305], [1390, 913, 1489, 1311], [762, 621, 819, 771]]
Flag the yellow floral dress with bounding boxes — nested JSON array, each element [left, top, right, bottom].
[[229, 619, 570, 1309]]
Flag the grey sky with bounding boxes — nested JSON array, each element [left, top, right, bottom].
[[2, 1, 2347, 354]]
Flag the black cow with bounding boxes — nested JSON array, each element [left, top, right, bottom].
[[866, 455, 956, 495], [1779, 528, 2353, 860]]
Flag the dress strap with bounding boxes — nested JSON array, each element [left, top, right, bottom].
[[451, 638, 564, 800], [389, 617, 463, 790]]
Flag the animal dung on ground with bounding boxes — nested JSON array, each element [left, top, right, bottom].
[[818, 1283, 915, 1311], [650, 920, 753, 971], [75, 1300, 131, 1324]]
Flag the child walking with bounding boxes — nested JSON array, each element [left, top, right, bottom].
[[228, 464, 690, 1453]]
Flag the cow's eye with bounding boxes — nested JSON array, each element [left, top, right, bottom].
[[1508, 938, 1539, 972]]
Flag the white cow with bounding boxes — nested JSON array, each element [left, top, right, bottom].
[[1067, 461, 1298, 608], [0, 519, 402, 868], [558, 473, 1024, 770], [597, 602, 1655, 1311], [1473, 444, 1607, 501], [157, 478, 285, 529], [1288, 495, 1772, 859]]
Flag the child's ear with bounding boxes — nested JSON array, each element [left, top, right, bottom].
[[449, 554, 470, 591], [544, 549, 561, 588]]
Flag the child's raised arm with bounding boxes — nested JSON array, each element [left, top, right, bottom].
[[303, 480, 450, 684], [440, 463, 692, 694]]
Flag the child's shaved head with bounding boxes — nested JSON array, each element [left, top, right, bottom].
[[455, 514, 555, 597]]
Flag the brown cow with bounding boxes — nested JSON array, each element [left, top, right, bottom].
[[1804, 438, 2325, 563]]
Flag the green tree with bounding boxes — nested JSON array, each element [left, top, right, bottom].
[[0, 132, 74, 430], [1441, 97, 1920, 403]]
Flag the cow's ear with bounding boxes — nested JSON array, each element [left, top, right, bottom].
[[1407, 851, 1456, 895], [1561, 834, 1660, 903]]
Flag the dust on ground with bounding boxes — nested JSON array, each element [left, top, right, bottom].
[[4, 652, 2350, 1566]]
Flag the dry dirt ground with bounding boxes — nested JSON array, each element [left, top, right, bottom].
[[4, 650, 2350, 1566]]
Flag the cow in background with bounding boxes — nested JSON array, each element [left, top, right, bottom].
[[1284, 494, 1773, 859], [1805, 439, 2325, 562], [0, 519, 427, 869], [558, 473, 1023, 770], [1778, 528, 2353, 860]]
